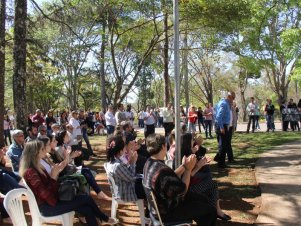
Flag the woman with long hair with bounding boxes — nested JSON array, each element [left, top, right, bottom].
[[180, 133, 231, 221], [19, 140, 117, 225], [54, 131, 111, 201]]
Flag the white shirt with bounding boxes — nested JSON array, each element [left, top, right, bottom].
[[125, 111, 134, 126], [161, 108, 174, 123], [143, 112, 156, 125], [69, 117, 82, 137], [247, 102, 257, 116], [105, 111, 117, 126], [40, 159, 52, 174], [138, 111, 145, 120], [67, 131, 78, 146]]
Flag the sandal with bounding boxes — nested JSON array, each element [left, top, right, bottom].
[[106, 217, 119, 225]]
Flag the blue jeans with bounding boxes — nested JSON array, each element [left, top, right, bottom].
[[266, 115, 275, 130], [82, 128, 92, 151], [39, 194, 108, 226]]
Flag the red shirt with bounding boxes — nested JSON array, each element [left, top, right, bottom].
[[188, 111, 198, 123], [24, 168, 59, 206], [31, 114, 45, 128]]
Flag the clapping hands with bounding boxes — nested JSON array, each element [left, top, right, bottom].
[[182, 154, 197, 171], [50, 163, 65, 180], [128, 151, 138, 164]]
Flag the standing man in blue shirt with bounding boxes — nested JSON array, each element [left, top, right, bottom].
[[215, 91, 236, 168]]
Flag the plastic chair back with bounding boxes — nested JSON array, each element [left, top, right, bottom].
[[3, 188, 28, 226], [104, 162, 146, 226]]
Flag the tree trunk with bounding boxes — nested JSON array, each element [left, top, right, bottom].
[[240, 90, 246, 122], [100, 19, 107, 112], [163, 11, 170, 107], [0, 0, 6, 147], [13, 0, 27, 132]]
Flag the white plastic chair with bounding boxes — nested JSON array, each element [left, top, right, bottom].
[[22, 179, 75, 226], [104, 162, 146, 226], [3, 188, 28, 226]]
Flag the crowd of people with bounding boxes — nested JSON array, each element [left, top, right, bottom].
[[1, 95, 301, 225], [246, 97, 301, 132]]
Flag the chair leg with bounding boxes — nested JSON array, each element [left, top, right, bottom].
[[136, 199, 145, 226], [61, 212, 74, 226], [111, 199, 118, 219]]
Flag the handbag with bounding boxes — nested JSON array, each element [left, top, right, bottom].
[[58, 179, 80, 201], [59, 173, 89, 196]]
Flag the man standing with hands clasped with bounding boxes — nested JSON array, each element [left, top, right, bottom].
[[214, 91, 236, 168]]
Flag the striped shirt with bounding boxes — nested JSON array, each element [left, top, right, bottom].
[[106, 158, 137, 202]]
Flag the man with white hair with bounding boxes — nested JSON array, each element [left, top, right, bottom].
[[6, 130, 25, 174], [214, 91, 236, 168]]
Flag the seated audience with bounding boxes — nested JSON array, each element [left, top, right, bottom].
[[143, 134, 217, 226], [6, 130, 25, 174], [66, 124, 92, 166], [181, 133, 231, 221], [106, 135, 149, 216], [38, 124, 48, 138], [20, 140, 116, 226], [54, 132, 111, 200], [1, 148, 23, 194], [25, 126, 38, 143], [46, 110, 57, 135], [51, 123, 61, 135]]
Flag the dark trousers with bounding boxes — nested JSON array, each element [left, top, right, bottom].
[[163, 122, 174, 137], [106, 125, 115, 135], [138, 119, 144, 128], [198, 119, 205, 133], [216, 125, 231, 166], [162, 192, 217, 226], [71, 145, 92, 166], [4, 129, 12, 146], [39, 194, 108, 226], [144, 124, 155, 138], [204, 120, 212, 138], [0, 201, 9, 218], [247, 115, 256, 132], [0, 169, 23, 194], [81, 168, 101, 194], [282, 114, 289, 131], [227, 127, 234, 161]]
